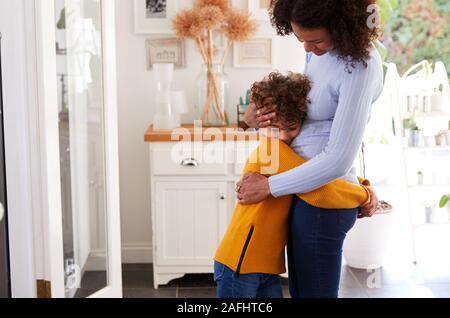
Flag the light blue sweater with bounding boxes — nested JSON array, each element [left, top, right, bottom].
[[268, 48, 384, 197]]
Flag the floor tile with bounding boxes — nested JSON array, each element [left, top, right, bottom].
[[117, 263, 450, 299], [79, 271, 107, 290], [123, 288, 177, 298], [364, 283, 427, 298], [122, 263, 152, 272], [173, 274, 215, 288], [74, 289, 97, 298], [122, 270, 153, 289], [424, 284, 450, 298], [340, 266, 363, 289], [339, 287, 369, 298], [282, 285, 290, 298], [177, 288, 216, 298]]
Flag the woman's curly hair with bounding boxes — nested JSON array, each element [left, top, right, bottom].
[[269, 0, 380, 70], [251, 72, 311, 128]]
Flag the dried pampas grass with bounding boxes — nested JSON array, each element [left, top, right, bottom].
[[196, 0, 230, 14], [198, 5, 225, 30], [172, 9, 203, 39], [172, 1, 257, 125], [223, 10, 257, 43]]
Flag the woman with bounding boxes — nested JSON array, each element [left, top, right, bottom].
[[237, 0, 383, 298]]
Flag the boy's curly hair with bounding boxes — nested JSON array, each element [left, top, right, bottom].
[[269, 0, 380, 71], [251, 72, 311, 128]]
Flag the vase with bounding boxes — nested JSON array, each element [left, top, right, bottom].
[[196, 63, 229, 127], [411, 130, 422, 147], [343, 211, 395, 269], [435, 133, 445, 146], [445, 130, 450, 146], [153, 63, 177, 131]]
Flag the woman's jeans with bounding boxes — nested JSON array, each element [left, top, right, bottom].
[[288, 196, 358, 298], [214, 262, 283, 298]]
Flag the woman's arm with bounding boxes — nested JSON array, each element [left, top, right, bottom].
[[236, 139, 379, 212], [268, 57, 384, 197]]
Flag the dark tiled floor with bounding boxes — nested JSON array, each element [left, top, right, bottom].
[[120, 263, 450, 298], [74, 271, 107, 298]]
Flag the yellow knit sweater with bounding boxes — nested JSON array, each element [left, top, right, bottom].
[[214, 138, 370, 275]]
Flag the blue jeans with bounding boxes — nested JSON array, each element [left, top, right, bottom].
[[214, 262, 283, 298], [288, 196, 358, 298]]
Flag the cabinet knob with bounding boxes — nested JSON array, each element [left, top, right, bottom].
[[220, 194, 226, 200], [180, 158, 199, 167]]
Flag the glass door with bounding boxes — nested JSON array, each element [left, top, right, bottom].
[[38, 0, 122, 298]]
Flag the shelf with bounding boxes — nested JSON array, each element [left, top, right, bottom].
[[412, 222, 450, 229], [401, 111, 450, 119], [408, 184, 450, 189], [404, 146, 450, 151]]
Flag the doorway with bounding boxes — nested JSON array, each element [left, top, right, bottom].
[[0, 32, 11, 299]]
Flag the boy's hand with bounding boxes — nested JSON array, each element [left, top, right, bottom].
[[244, 97, 277, 128], [236, 173, 271, 205], [358, 186, 378, 218]]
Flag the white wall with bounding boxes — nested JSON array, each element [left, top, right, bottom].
[[115, 0, 306, 263]]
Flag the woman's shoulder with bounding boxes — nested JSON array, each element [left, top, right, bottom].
[[340, 47, 383, 78], [367, 46, 383, 70]]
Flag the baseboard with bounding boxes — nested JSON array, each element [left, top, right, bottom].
[[121, 243, 153, 264], [84, 250, 107, 271]]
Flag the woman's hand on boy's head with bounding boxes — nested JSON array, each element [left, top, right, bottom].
[[244, 102, 260, 128], [244, 97, 277, 129], [236, 172, 271, 205], [256, 98, 278, 128]]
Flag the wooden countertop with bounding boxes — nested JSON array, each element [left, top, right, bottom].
[[144, 124, 260, 142]]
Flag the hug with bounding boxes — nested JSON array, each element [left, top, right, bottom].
[[214, 0, 383, 299]]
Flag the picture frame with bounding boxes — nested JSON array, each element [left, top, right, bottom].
[[248, 0, 271, 22], [233, 37, 274, 68], [146, 38, 186, 69], [134, 0, 192, 34]]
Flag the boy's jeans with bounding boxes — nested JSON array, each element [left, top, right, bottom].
[[214, 262, 283, 298]]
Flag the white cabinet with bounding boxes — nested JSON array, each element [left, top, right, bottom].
[[148, 140, 258, 288], [154, 181, 228, 266]]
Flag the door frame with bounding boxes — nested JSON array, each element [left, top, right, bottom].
[[0, 0, 40, 298], [34, 0, 122, 298]]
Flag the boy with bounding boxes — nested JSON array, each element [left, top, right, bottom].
[[214, 72, 372, 298]]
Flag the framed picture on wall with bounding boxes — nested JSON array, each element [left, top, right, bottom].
[[134, 0, 192, 34], [146, 38, 186, 69], [248, 0, 271, 21], [233, 37, 274, 68]]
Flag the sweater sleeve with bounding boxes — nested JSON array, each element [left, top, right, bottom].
[[268, 57, 383, 197]]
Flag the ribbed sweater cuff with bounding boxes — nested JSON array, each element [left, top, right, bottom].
[[268, 175, 285, 198]]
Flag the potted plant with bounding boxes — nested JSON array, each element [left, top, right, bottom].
[[403, 117, 417, 147], [439, 194, 450, 221], [343, 201, 395, 269], [411, 125, 422, 147], [435, 131, 445, 147], [424, 204, 437, 223], [237, 90, 251, 129]]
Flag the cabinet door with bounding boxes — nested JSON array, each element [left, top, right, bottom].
[[155, 181, 228, 266]]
